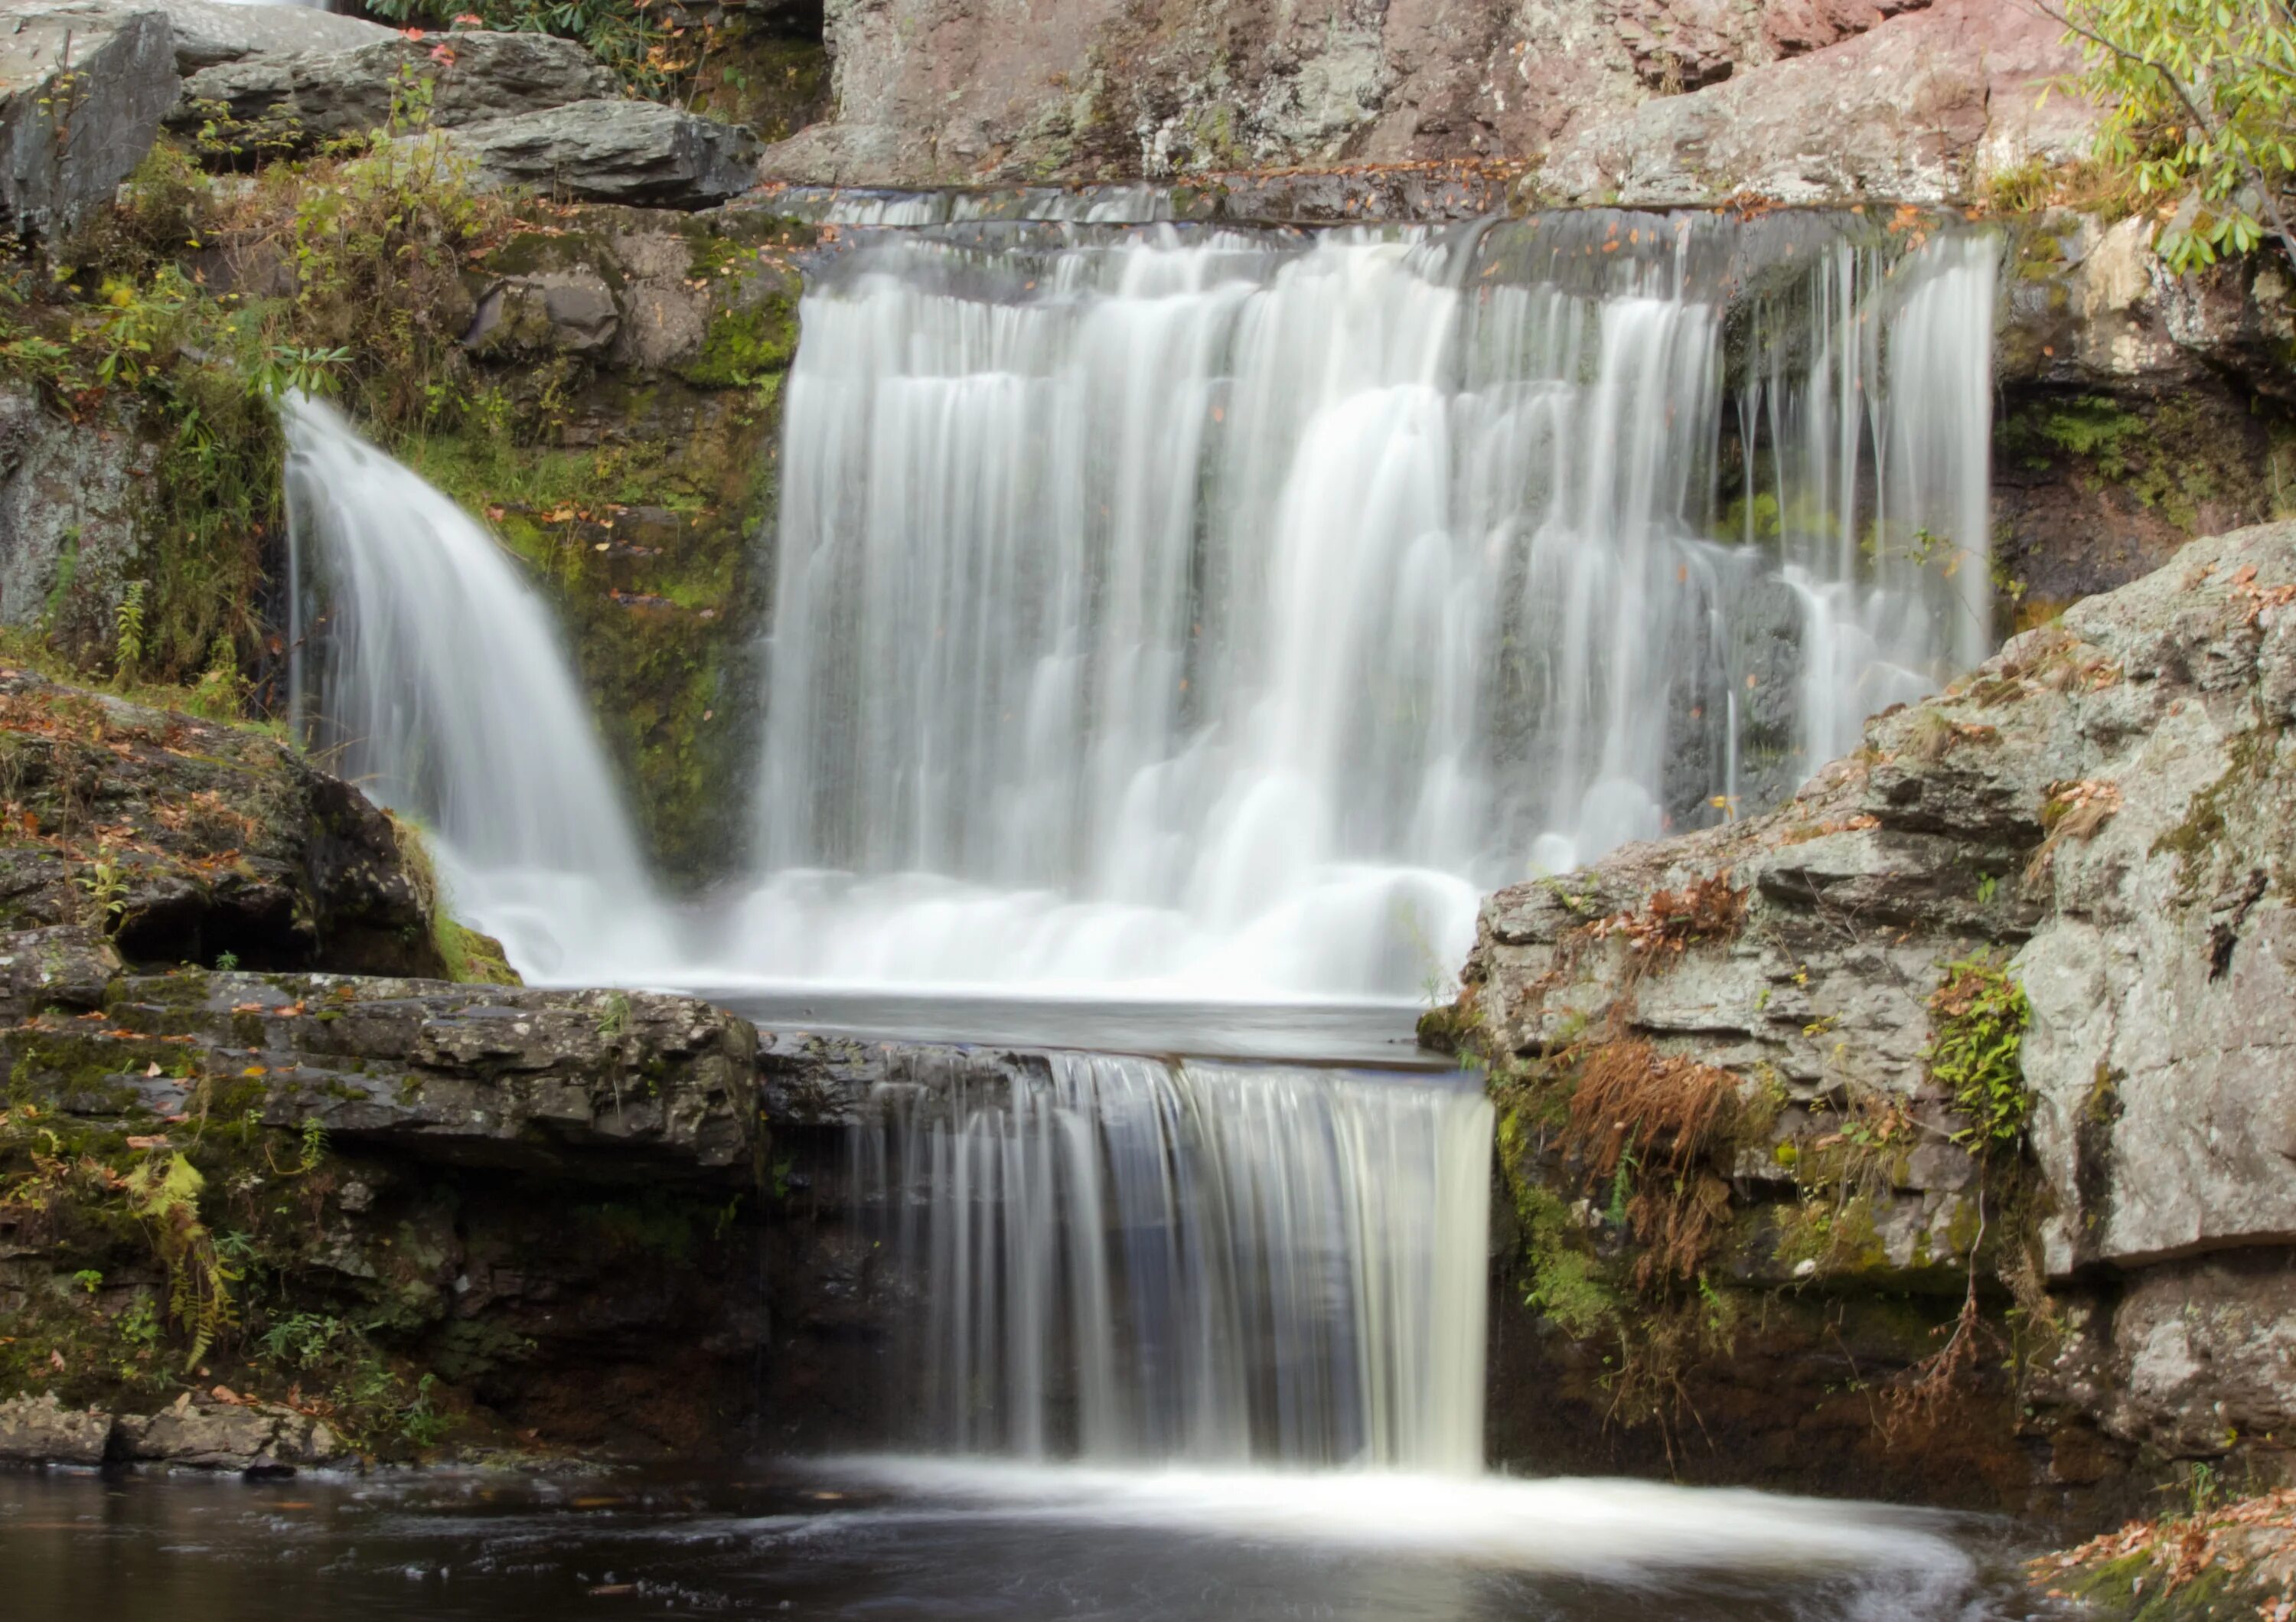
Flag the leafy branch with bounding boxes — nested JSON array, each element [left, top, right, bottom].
[[2028, 0, 2296, 274]]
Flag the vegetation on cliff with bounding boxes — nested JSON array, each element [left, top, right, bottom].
[[2, 84, 810, 877], [2043, 0, 2296, 273]]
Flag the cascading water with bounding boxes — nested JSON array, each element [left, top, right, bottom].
[[281, 395, 677, 982], [856, 1059, 1492, 1472], [734, 213, 1997, 1000]]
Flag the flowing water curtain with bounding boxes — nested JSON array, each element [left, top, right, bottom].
[[748, 218, 1999, 996], [281, 396, 674, 980], [857, 1058, 1494, 1471], [1737, 231, 1999, 772]]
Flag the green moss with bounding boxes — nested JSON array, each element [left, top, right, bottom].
[[579, 1190, 701, 1261], [2000, 391, 2282, 535], [677, 296, 799, 390]]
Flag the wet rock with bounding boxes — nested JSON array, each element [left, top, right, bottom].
[[0, 389, 148, 641], [174, 31, 616, 152], [0, 1391, 113, 1465], [0, 1, 178, 236], [437, 100, 762, 209], [116, 1392, 349, 1474], [758, 1031, 1048, 1126], [1456, 517, 2296, 1496], [73, 971, 762, 1178], [0, 925, 122, 1013], [763, 0, 1938, 187]]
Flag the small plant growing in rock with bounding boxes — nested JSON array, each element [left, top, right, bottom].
[[1927, 955, 2032, 1154], [112, 579, 147, 674]]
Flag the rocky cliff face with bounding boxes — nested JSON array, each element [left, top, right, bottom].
[[0, 672, 788, 1469], [1436, 519, 2296, 1519], [762, 0, 2086, 198]]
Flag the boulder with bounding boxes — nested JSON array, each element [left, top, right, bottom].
[[116, 1392, 348, 1474], [1451, 517, 2296, 1480], [1529, 0, 2094, 207], [142, 0, 396, 73], [438, 99, 762, 208], [0, 1, 177, 236], [0, 387, 148, 640], [0, 671, 448, 983], [173, 30, 616, 151], [0, 1390, 113, 1464]]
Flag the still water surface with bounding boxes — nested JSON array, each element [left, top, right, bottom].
[[4, 1460, 2048, 1622]]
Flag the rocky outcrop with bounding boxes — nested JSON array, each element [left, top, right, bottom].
[[174, 31, 616, 152], [0, 1, 178, 236], [0, 672, 445, 981], [1528, 0, 2088, 207], [437, 100, 765, 208], [762, 0, 2085, 196], [79, 970, 762, 1176], [1993, 217, 2296, 628], [1443, 518, 2296, 1511], [0, 387, 148, 645], [113, 1392, 351, 1473], [146, 0, 397, 73], [0, 1391, 112, 1464]]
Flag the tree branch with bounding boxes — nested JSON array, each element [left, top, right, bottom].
[[2023, 0, 2296, 276]]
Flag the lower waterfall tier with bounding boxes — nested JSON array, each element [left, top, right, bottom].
[[855, 1055, 1493, 1473]]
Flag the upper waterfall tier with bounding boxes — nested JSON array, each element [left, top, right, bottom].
[[735, 213, 1998, 999]]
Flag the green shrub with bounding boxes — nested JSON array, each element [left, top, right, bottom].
[[2044, 0, 2296, 272]]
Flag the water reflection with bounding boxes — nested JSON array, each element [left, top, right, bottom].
[[4, 1463, 2036, 1622]]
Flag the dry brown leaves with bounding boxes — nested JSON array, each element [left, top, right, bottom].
[[2230, 562, 2296, 626], [2031, 1487, 2296, 1614], [2027, 778, 2123, 885], [1587, 873, 1746, 968]]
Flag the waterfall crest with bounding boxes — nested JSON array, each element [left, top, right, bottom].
[[858, 1058, 1494, 1473], [739, 214, 1998, 999], [281, 395, 673, 982]]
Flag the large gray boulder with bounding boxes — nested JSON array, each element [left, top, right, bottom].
[[143, 0, 396, 72], [437, 98, 761, 208], [174, 29, 616, 149], [1450, 517, 2296, 1480], [114, 1393, 351, 1474], [0, 1, 177, 235]]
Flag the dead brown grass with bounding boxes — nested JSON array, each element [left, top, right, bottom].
[[1566, 1038, 1742, 1290]]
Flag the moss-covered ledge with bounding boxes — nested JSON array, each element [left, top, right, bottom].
[[393, 204, 814, 881]]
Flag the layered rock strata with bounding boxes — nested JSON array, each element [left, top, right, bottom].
[[1440, 520, 2296, 1517]]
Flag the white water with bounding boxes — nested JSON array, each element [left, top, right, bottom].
[[857, 1058, 1493, 1473], [734, 217, 1997, 1000], [280, 395, 677, 983], [811, 1458, 1978, 1586]]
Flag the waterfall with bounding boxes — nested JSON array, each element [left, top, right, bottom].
[[281, 395, 676, 982], [736, 214, 1998, 999], [857, 1058, 1494, 1473]]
